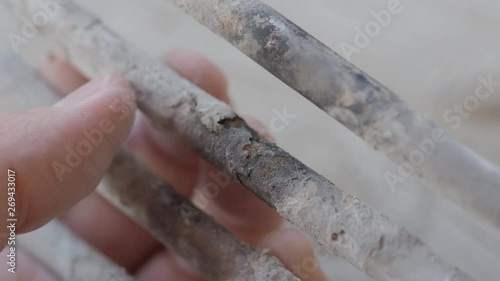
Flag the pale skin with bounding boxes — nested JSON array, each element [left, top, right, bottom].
[[0, 49, 328, 281]]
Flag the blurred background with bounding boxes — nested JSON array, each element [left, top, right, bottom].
[[1, 0, 500, 280]]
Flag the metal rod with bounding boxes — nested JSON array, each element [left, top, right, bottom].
[[19, 221, 134, 281], [2, 2, 476, 281], [0, 52, 298, 281], [168, 0, 500, 232], [101, 149, 299, 281], [0, 53, 133, 281]]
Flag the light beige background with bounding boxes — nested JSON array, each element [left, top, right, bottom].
[[1, 0, 499, 280]]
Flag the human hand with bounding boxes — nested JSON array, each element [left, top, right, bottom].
[[0, 49, 328, 281]]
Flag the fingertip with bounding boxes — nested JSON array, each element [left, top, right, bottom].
[[38, 53, 88, 95], [244, 116, 276, 142], [124, 112, 200, 197], [258, 228, 330, 281], [55, 76, 137, 175], [54, 76, 132, 106], [0, 248, 58, 281], [126, 48, 233, 198], [193, 161, 283, 244], [54, 77, 137, 140], [13, 77, 136, 233], [161, 48, 230, 104], [61, 193, 160, 272], [258, 228, 312, 256], [137, 251, 205, 281]]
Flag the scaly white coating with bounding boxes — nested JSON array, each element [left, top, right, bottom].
[[0, 52, 299, 281], [169, 0, 500, 235], [1, 2, 477, 281]]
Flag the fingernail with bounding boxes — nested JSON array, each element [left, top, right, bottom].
[[45, 52, 58, 64], [53, 76, 129, 107], [244, 116, 276, 142], [45, 47, 67, 64]]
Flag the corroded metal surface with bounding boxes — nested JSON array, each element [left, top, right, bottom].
[[170, 0, 500, 233], [102, 150, 299, 281], [3, 2, 476, 281], [0, 52, 298, 281]]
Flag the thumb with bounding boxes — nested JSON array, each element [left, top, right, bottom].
[[0, 77, 136, 249]]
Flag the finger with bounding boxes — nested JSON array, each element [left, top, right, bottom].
[[192, 117, 281, 243], [38, 56, 190, 273], [127, 48, 231, 196], [38, 50, 228, 195], [125, 113, 199, 197], [244, 116, 275, 142], [38, 53, 89, 94], [160, 48, 229, 103], [38, 51, 281, 274], [0, 77, 136, 243], [60, 193, 161, 272], [130, 49, 284, 277], [136, 228, 328, 281], [135, 50, 283, 240], [38, 57, 162, 271], [258, 228, 330, 281], [58, 49, 279, 273], [136, 250, 205, 281], [0, 248, 58, 281]]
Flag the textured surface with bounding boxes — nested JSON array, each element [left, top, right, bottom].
[[0, 54, 132, 281], [170, 0, 500, 233], [0, 0, 499, 280], [3, 1, 477, 280], [102, 150, 299, 281], [0, 52, 298, 281], [20, 221, 133, 281]]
